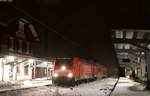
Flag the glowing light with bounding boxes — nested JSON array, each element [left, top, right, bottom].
[[43, 62, 47, 65], [6, 56, 15, 61], [141, 52, 145, 55], [61, 66, 66, 70], [53, 73, 58, 77], [68, 73, 73, 78], [28, 59, 34, 63]]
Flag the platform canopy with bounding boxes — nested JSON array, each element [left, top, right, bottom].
[[112, 29, 150, 69]]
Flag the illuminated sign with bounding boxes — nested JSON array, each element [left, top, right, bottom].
[[122, 59, 130, 62]]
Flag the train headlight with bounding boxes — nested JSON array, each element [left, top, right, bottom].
[[61, 66, 66, 70], [53, 73, 58, 77], [68, 73, 73, 78]]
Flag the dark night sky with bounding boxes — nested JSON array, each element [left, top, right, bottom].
[[12, 0, 150, 28], [11, 0, 111, 55], [112, 0, 150, 29], [1, 0, 150, 75]]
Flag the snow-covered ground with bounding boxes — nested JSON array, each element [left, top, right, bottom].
[[1, 77, 148, 96], [49, 78, 118, 96], [0, 77, 51, 92], [0, 78, 118, 96], [111, 77, 150, 96], [0, 82, 20, 89]]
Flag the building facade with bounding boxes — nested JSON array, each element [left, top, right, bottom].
[[0, 17, 39, 81]]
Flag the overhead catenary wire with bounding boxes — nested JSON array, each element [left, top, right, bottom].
[[8, 3, 80, 47]]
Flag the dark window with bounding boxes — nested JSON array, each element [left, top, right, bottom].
[[24, 65, 29, 75], [55, 58, 73, 66], [17, 66, 19, 73], [18, 40, 22, 52], [14, 39, 19, 51], [8, 37, 11, 49], [27, 42, 31, 54], [22, 41, 27, 53], [29, 43, 32, 53], [8, 37, 14, 49]]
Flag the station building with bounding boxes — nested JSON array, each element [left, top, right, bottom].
[[0, 4, 54, 81]]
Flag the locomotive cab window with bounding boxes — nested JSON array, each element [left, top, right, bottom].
[[55, 58, 73, 66]]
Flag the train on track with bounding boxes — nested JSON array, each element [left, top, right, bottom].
[[52, 57, 107, 85]]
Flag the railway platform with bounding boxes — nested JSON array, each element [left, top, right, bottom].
[[0, 77, 52, 93], [111, 77, 150, 96]]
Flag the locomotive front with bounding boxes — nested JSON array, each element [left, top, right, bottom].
[[52, 58, 74, 84]]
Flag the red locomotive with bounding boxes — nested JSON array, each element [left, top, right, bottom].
[[52, 57, 107, 85]]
